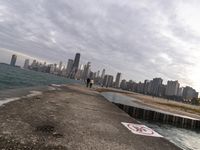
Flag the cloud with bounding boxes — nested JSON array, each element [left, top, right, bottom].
[[0, 0, 199, 91]]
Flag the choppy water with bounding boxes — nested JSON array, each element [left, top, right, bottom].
[[102, 92, 200, 150], [0, 63, 81, 90]]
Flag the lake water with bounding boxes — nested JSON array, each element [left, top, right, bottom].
[[101, 92, 200, 150], [0, 63, 81, 90]]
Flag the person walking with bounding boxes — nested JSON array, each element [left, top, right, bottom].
[[86, 78, 90, 87], [90, 79, 94, 88]]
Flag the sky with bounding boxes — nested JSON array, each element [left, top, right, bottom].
[[0, 0, 200, 92]]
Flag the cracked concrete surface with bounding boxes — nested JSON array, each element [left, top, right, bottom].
[[0, 84, 181, 150]]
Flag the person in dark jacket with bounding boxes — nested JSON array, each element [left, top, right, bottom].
[[86, 78, 90, 87]]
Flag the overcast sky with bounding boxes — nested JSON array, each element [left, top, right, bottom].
[[0, 0, 200, 91]]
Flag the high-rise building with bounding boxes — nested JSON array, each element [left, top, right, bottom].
[[59, 61, 63, 71], [66, 59, 74, 77], [10, 54, 17, 66], [158, 84, 166, 97], [73, 53, 80, 69], [143, 80, 150, 94], [177, 87, 184, 97], [101, 69, 105, 79], [120, 79, 127, 90], [182, 86, 198, 100], [23, 59, 29, 69], [103, 75, 113, 87], [115, 72, 121, 88], [150, 78, 163, 96], [126, 80, 137, 91], [70, 53, 80, 78], [165, 80, 180, 96], [97, 70, 100, 78], [82, 62, 91, 80]]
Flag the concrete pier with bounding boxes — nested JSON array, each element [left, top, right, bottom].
[[0, 85, 181, 150], [114, 102, 200, 130]]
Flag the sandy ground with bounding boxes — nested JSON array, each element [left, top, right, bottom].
[[96, 87, 200, 119], [0, 84, 180, 150]]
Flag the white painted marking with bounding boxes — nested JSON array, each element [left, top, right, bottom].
[[121, 122, 163, 137]]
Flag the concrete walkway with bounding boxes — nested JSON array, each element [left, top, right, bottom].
[[0, 84, 181, 150]]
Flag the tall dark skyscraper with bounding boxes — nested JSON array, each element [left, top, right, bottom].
[[115, 72, 121, 88], [66, 59, 74, 77], [70, 53, 81, 78], [10, 54, 17, 66], [73, 53, 80, 69]]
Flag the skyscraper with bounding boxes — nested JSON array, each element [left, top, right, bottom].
[[82, 62, 91, 80], [59, 61, 63, 71], [177, 87, 184, 97], [66, 59, 74, 77], [70, 53, 80, 78], [10, 54, 17, 66], [97, 70, 100, 78], [165, 80, 180, 96], [120, 79, 127, 90], [182, 86, 198, 100], [150, 78, 163, 96], [103, 75, 113, 87], [23, 59, 29, 69], [115, 72, 121, 88], [101, 69, 105, 79]]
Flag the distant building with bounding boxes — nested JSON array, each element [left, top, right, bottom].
[[10, 54, 17, 66], [59, 61, 63, 71], [165, 80, 180, 96], [66, 59, 74, 77], [23, 59, 29, 69], [136, 82, 144, 93], [115, 72, 121, 88], [103, 75, 113, 87], [120, 79, 127, 90], [182, 86, 198, 100], [126, 80, 137, 91], [49, 64, 55, 74], [101, 69, 105, 79], [97, 70, 100, 78], [150, 78, 163, 96], [89, 71, 94, 79], [177, 87, 184, 97], [82, 62, 91, 80], [70, 53, 80, 78], [158, 84, 166, 97], [143, 80, 150, 94]]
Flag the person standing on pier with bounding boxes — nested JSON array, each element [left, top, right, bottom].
[[86, 78, 91, 87], [90, 79, 94, 88]]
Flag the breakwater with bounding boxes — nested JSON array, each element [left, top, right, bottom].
[[101, 92, 200, 130]]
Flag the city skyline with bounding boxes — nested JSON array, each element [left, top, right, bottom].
[[1, 49, 199, 95], [5, 52, 199, 99], [0, 0, 200, 92]]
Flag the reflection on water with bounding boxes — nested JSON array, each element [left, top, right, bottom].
[[101, 92, 200, 150], [142, 121, 200, 150]]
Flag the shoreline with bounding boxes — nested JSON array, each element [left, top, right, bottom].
[[96, 87, 200, 120]]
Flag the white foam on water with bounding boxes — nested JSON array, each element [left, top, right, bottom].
[[0, 97, 21, 106], [48, 86, 57, 91], [25, 90, 42, 98], [51, 84, 62, 87], [0, 90, 42, 107]]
